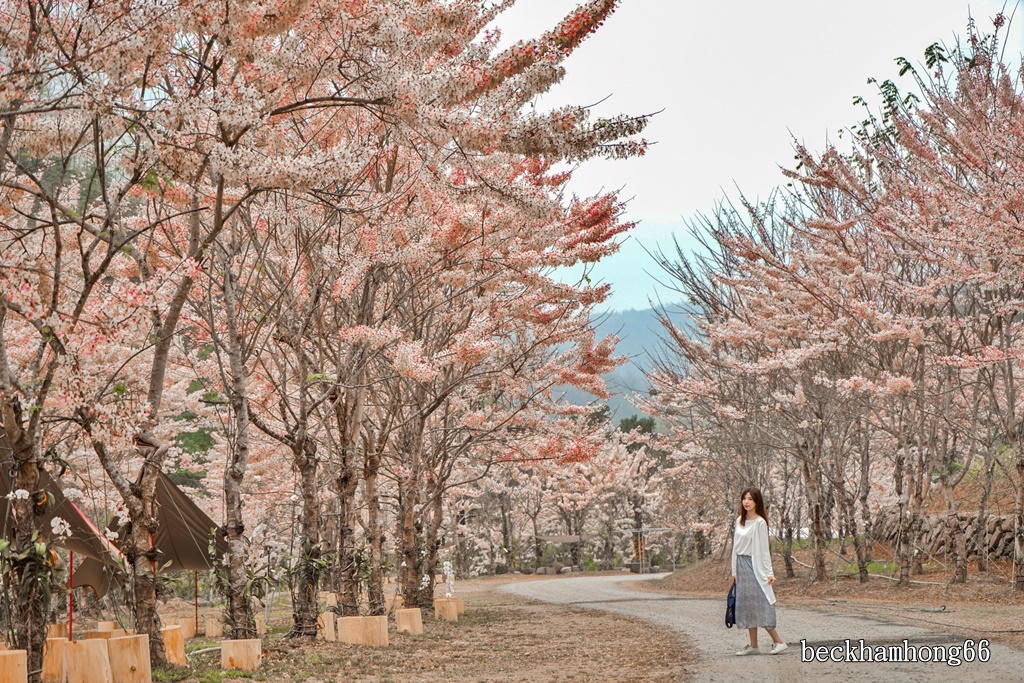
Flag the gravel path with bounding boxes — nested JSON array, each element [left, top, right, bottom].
[[500, 573, 1024, 682]]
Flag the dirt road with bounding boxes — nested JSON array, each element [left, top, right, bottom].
[[501, 573, 1024, 683]]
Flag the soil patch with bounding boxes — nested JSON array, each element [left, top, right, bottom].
[[155, 575, 694, 682]]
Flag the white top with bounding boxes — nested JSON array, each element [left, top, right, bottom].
[[731, 516, 776, 605]]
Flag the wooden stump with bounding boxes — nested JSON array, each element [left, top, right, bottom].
[[160, 626, 186, 667], [360, 616, 388, 648], [65, 639, 113, 683], [395, 608, 423, 635], [317, 612, 336, 642], [0, 650, 26, 683], [385, 594, 404, 611], [97, 621, 117, 632], [453, 598, 465, 615], [107, 634, 151, 683], [85, 631, 114, 640], [254, 614, 266, 636], [337, 616, 362, 645], [47, 624, 67, 640], [172, 618, 196, 640], [319, 591, 338, 607], [221, 640, 261, 671], [433, 599, 458, 622], [42, 638, 66, 683], [205, 619, 223, 638]]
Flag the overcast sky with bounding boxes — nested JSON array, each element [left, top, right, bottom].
[[491, 0, 1020, 311]]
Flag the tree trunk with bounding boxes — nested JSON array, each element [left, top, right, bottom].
[[783, 523, 795, 578], [976, 459, 994, 573], [1015, 456, 1024, 591], [291, 439, 320, 637], [800, 453, 828, 581], [364, 445, 385, 616], [9, 456, 47, 683], [335, 461, 360, 616], [397, 420, 425, 609], [222, 249, 254, 639], [128, 500, 165, 665]]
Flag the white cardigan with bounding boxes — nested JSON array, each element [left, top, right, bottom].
[[731, 516, 776, 605]]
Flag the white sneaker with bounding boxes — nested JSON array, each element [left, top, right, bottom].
[[735, 645, 759, 656], [770, 642, 788, 655]]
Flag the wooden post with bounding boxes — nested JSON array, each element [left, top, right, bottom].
[[160, 626, 186, 667], [46, 625, 67, 640], [253, 614, 265, 635], [205, 619, 223, 638], [221, 640, 261, 671], [65, 640, 113, 683], [453, 598, 465, 615], [97, 622, 116, 632], [42, 638, 66, 683], [319, 591, 337, 607], [433, 599, 458, 622], [0, 650, 27, 683], [395, 608, 423, 635], [107, 634, 151, 683], [360, 616, 388, 648], [337, 616, 362, 645], [317, 612, 335, 642]]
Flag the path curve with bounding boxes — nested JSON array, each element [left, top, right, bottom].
[[500, 574, 1024, 682]]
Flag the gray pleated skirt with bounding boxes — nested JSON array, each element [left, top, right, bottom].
[[735, 555, 776, 629]]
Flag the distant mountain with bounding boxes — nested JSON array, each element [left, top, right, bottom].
[[559, 304, 693, 423]]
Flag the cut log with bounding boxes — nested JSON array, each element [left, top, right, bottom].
[[47, 625, 67, 640], [205, 619, 223, 638], [320, 591, 338, 607], [221, 640, 261, 671], [254, 614, 266, 636], [360, 616, 388, 648], [337, 617, 362, 645], [384, 594, 404, 611], [317, 612, 336, 642], [172, 618, 196, 640], [107, 634, 151, 683], [160, 626, 186, 667], [0, 650, 26, 683], [85, 631, 114, 640], [395, 608, 423, 635], [433, 599, 458, 622], [65, 639, 113, 683], [97, 622, 116, 632], [453, 598, 465, 615], [42, 638, 66, 683]]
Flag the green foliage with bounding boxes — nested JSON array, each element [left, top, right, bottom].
[[619, 414, 656, 434], [176, 428, 214, 455], [168, 467, 208, 490], [152, 667, 194, 682]]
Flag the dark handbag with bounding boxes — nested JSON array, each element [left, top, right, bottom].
[[725, 582, 737, 628]]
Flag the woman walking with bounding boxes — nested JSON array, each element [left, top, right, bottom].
[[731, 487, 787, 655]]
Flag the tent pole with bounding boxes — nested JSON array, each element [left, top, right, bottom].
[[194, 570, 199, 635], [68, 549, 73, 641]]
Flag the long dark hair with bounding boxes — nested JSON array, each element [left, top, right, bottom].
[[738, 487, 768, 528]]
